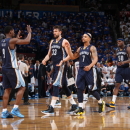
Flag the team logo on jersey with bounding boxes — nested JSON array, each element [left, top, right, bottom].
[[2, 43, 6, 46]]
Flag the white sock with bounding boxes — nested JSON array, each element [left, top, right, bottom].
[[13, 105, 19, 108], [83, 93, 85, 98], [2, 108, 7, 112], [68, 97, 76, 105], [112, 95, 117, 103], [86, 94, 88, 98], [79, 103, 83, 108], [98, 99, 102, 104], [50, 100, 57, 108]]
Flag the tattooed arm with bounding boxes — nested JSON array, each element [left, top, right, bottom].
[[90, 46, 98, 67], [84, 46, 98, 71]]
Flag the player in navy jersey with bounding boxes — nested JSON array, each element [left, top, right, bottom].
[[0, 25, 32, 118], [65, 33, 105, 114], [106, 38, 130, 109], [41, 25, 77, 115]]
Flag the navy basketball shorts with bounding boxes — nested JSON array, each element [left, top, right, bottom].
[[76, 67, 97, 91], [2, 68, 25, 89], [52, 64, 71, 97], [52, 64, 67, 87], [115, 67, 130, 84]]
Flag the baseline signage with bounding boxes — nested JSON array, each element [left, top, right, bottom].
[[0, 9, 104, 19]]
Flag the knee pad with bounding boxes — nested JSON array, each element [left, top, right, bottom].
[[52, 86, 59, 97]]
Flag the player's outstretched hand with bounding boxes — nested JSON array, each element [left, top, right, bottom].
[[42, 60, 46, 65], [84, 65, 91, 71], [16, 30, 22, 39], [56, 60, 64, 66], [27, 25, 32, 33]]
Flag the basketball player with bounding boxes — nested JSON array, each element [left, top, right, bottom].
[[0, 25, 32, 118], [41, 25, 77, 114], [74, 60, 88, 107], [106, 38, 130, 109], [65, 33, 105, 114]]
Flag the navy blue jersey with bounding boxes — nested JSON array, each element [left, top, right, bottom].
[[79, 45, 93, 68], [51, 38, 66, 65], [116, 46, 129, 68], [0, 38, 18, 69]]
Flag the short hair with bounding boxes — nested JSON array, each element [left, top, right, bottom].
[[53, 25, 62, 31], [4, 26, 13, 34], [19, 54, 24, 60]]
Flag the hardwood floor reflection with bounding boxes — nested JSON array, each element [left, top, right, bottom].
[[1, 97, 130, 130]]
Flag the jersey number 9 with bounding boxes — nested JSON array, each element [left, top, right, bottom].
[[2, 48, 5, 58]]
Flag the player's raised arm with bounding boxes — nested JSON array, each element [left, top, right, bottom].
[[63, 40, 80, 60], [42, 40, 52, 65], [10, 25, 32, 45]]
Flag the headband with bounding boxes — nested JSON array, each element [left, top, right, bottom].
[[84, 33, 92, 39], [117, 38, 124, 41]]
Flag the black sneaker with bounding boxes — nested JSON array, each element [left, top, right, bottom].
[[41, 105, 54, 115], [67, 104, 78, 114], [98, 101, 105, 113], [72, 107, 85, 116]]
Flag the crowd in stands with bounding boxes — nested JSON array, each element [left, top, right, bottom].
[[120, 7, 130, 44], [0, 11, 115, 61], [119, 0, 130, 11]]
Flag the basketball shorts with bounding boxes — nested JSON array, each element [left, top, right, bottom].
[[52, 64, 67, 87], [76, 67, 97, 91], [2, 68, 25, 89], [115, 67, 130, 84]]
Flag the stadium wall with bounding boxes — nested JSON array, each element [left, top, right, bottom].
[[20, 4, 79, 12]]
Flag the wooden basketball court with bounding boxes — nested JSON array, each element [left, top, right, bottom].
[[0, 97, 130, 130]]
